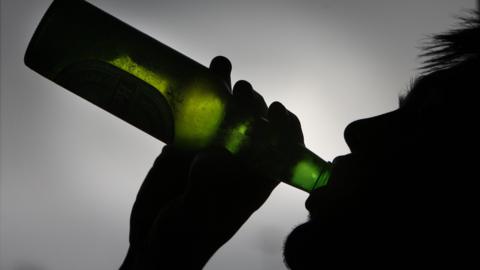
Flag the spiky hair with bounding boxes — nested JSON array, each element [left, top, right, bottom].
[[421, 11, 480, 73]]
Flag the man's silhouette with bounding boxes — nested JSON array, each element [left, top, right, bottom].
[[121, 11, 479, 269]]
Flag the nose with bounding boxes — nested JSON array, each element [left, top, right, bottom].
[[343, 110, 400, 153]]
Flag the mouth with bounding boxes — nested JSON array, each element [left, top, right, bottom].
[[305, 154, 357, 214]]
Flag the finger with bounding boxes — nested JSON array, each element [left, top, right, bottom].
[[286, 111, 304, 145], [267, 101, 288, 132], [209, 56, 232, 90], [267, 102, 304, 145], [233, 80, 268, 117], [265, 102, 291, 151], [267, 101, 287, 121]]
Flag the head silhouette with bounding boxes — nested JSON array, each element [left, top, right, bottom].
[[284, 11, 479, 268]]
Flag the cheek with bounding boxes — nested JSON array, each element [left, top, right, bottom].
[[284, 218, 382, 266]]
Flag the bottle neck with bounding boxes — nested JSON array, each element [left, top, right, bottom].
[[217, 110, 332, 193]]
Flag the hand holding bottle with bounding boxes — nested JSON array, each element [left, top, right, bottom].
[[120, 56, 305, 269]]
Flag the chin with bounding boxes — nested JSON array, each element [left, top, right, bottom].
[[283, 217, 378, 269], [283, 222, 308, 270], [283, 220, 326, 270]]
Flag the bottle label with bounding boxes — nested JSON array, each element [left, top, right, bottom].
[[55, 60, 174, 143]]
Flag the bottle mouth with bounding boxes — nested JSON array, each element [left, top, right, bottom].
[[311, 162, 332, 191]]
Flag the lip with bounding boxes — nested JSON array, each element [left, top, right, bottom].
[[330, 153, 355, 181], [305, 154, 354, 213], [331, 154, 351, 166]]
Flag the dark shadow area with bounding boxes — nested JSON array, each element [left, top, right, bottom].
[[121, 11, 479, 270], [284, 11, 480, 268]]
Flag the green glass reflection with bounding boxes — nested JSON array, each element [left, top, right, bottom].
[[109, 55, 226, 149], [224, 120, 251, 154], [173, 85, 225, 149], [109, 55, 169, 96], [313, 167, 330, 190], [291, 158, 330, 192]]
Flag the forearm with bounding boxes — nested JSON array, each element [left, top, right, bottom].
[[122, 148, 278, 269], [133, 197, 234, 270]]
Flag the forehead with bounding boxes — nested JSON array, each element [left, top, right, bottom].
[[400, 72, 445, 109], [400, 60, 476, 109]]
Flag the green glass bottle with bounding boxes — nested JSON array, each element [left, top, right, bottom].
[[24, 0, 331, 192]]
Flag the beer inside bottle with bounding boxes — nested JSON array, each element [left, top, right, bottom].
[[25, 0, 331, 192]]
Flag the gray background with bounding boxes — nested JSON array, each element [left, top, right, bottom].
[[1, 0, 476, 269]]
